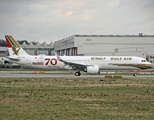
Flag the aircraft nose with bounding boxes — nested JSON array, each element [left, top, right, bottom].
[[149, 63, 153, 68]]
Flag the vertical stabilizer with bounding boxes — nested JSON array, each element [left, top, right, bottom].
[[5, 35, 29, 56]]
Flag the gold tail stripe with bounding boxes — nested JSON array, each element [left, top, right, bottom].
[[9, 35, 21, 48]]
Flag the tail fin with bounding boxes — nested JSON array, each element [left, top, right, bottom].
[[5, 35, 29, 56]]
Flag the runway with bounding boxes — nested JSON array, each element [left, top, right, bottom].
[[0, 71, 154, 78]]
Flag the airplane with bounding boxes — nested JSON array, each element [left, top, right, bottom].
[[3, 35, 153, 76]]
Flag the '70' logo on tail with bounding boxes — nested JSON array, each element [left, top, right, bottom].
[[45, 58, 57, 65]]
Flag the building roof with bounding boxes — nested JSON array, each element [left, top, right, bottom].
[[0, 39, 53, 47], [54, 34, 154, 44], [74, 34, 154, 37]]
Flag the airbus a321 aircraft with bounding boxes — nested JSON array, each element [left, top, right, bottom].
[[3, 35, 152, 76]]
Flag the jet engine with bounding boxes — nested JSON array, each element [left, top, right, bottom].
[[85, 66, 100, 74]]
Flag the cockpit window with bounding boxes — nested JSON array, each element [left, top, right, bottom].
[[141, 60, 147, 62]]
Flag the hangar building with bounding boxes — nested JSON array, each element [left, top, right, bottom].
[[0, 40, 54, 57], [54, 34, 154, 60]]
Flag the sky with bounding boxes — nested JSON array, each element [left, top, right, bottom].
[[0, 0, 154, 43]]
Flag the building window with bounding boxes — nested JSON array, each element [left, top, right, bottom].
[[87, 39, 91, 41]]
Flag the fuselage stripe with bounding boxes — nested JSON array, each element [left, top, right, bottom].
[[114, 64, 152, 69]]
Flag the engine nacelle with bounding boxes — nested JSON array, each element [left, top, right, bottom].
[[86, 66, 100, 74]]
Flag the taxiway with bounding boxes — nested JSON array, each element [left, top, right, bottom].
[[0, 71, 154, 78]]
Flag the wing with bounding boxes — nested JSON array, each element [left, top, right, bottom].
[[57, 55, 90, 71]]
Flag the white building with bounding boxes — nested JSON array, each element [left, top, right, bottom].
[[54, 34, 154, 60], [0, 40, 55, 57], [19, 41, 54, 56]]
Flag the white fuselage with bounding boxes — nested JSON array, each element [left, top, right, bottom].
[[9, 55, 152, 70]]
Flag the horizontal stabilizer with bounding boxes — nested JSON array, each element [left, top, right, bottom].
[[3, 56, 20, 61]]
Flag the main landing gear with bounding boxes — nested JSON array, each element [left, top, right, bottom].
[[133, 73, 137, 77], [75, 72, 81, 76]]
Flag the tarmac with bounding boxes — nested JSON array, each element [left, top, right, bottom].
[[0, 71, 154, 78]]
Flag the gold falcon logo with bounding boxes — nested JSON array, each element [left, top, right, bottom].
[[12, 46, 21, 55]]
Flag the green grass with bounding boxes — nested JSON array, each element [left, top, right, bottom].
[[0, 77, 154, 119]]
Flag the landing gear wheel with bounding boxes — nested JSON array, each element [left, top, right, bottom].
[[75, 72, 81, 76], [133, 73, 137, 77]]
